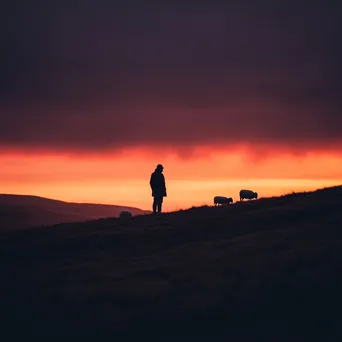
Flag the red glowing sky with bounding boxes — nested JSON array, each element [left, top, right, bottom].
[[1, 146, 341, 210], [1, 2, 340, 210]]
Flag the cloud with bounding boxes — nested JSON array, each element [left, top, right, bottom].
[[0, 1, 341, 152]]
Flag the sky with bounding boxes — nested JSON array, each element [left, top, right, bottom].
[[1, 1, 341, 210]]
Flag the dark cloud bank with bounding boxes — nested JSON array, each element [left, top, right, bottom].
[[1, 1, 341, 152]]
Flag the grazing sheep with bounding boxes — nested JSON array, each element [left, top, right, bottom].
[[214, 196, 233, 206], [239, 189, 258, 201], [119, 210, 133, 219]]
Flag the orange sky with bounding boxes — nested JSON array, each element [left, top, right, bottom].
[[1, 146, 341, 211], [1, 2, 340, 214]]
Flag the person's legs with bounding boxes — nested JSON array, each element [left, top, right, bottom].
[[157, 196, 163, 213], [152, 197, 158, 213], [153, 196, 164, 213]]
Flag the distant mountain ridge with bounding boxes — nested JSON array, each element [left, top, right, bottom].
[[0, 194, 149, 231]]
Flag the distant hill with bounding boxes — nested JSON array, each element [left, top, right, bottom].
[[0, 194, 149, 231], [1, 185, 342, 340]]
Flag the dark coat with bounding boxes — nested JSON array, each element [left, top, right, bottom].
[[150, 170, 167, 197]]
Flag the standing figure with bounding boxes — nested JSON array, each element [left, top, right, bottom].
[[150, 164, 167, 213]]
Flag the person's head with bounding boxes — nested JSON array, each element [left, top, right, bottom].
[[156, 164, 164, 172]]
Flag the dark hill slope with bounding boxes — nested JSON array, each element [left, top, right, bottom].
[[1, 186, 342, 341], [0, 194, 149, 231]]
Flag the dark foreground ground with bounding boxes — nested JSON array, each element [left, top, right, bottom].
[[1, 186, 342, 341]]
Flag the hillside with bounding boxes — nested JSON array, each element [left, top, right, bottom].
[[0, 194, 149, 231], [1, 185, 342, 340]]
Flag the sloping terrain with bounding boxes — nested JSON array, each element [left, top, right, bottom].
[[1, 186, 342, 340], [0, 194, 149, 231]]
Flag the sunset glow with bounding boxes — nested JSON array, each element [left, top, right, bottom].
[[1, 2, 340, 213], [1, 147, 341, 211]]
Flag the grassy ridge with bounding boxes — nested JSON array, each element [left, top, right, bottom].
[[1, 186, 342, 340], [0, 194, 148, 231]]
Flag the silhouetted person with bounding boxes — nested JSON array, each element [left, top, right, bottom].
[[150, 164, 167, 213]]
